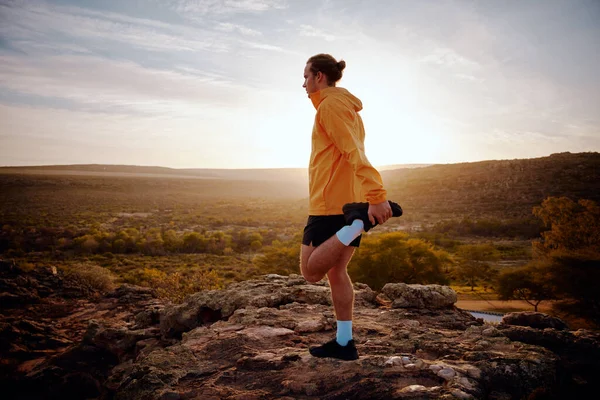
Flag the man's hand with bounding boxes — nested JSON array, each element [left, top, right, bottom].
[[368, 201, 392, 226]]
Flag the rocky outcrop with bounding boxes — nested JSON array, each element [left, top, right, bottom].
[[382, 283, 458, 309], [501, 311, 569, 330], [0, 262, 167, 399], [159, 274, 376, 339], [498, 312, 600, 399], [2, 266, 599, 400]]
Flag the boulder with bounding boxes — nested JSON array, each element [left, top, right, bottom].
[[501, 312, 568, 330], [381, 283, 457, 309]]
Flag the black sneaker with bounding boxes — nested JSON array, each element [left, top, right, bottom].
[[342, 201, 403, 232], [309, 338, 359, 361]]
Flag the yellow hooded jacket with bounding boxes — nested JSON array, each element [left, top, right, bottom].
[[308, 87, 387, 215]]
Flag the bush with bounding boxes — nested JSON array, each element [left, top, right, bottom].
[[348, 232, 451, 291], [253, 241, 300, 275], [124, 267, 224, 302], [62, 262, 116, 292]]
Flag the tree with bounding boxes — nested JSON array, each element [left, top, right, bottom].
[[116, 229, 139, 253], [182, 232, 207, 253], [348, 232, 450, 291], [206, 231, 232, 255], [544, 250, 600, 326], [253, 241, 300, 276], [143, 231, 165, 255], [529, 197, 600, 325], [112, 238, 126, 253], [533, 197, 600, 255], [74, 234, 100, 254], [497, 263, 554, 311], [162, 229, 182, 253], [455, 244, 499, 291]]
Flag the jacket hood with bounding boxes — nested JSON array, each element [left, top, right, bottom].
[[310, 87, 363, 112]]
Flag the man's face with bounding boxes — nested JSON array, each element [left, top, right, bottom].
[[303, 63, 320, 97]]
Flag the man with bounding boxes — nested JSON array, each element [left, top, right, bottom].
[[300, 53, 402, 360]]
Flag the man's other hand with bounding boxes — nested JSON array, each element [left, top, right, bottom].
[[368, 201, 392, 226]]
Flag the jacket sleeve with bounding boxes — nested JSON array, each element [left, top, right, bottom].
[[318, 101, 387, 204]]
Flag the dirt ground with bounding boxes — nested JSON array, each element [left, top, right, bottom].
[[455, 299, 552, 314]]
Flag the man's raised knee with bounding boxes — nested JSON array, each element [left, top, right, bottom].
[[302, 269, 324, 283]]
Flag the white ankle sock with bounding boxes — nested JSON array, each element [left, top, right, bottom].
[[336, 219, 364, 246], [336, 320, 353, 346]]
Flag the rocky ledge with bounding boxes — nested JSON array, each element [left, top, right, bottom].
[[1, 261, 599, 400]]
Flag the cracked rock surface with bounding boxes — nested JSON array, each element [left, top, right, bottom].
[[2, 262, 599, 400]]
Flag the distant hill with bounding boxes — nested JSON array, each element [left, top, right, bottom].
[[0, 164, 309, 182], [382, 152, 600, 219], [1, 153, 598, 220], [378, 163, 433, 171], [0, 163, 430, 183]]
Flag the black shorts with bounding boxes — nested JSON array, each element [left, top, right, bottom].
[[302, 215, 362, 248]]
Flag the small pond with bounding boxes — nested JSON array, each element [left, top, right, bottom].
[[468, 311, 503, 323]]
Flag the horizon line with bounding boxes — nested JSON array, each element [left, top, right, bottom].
[[0, 151, 595, 170]]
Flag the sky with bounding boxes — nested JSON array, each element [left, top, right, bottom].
[[1, 0, 599, 169]]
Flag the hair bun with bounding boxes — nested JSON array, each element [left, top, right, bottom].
[[337, 60, 346, 71]]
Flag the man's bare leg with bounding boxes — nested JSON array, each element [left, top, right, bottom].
[[302, 243, 358, 358], [301, 235, 348, 283], [300, 244, 355, 318], [326, 247, 356, 321], [300, 244, 354, 321]]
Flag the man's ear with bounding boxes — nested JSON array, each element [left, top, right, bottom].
[[316, 71, 323, 82]]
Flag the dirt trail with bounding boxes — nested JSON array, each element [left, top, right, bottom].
[[456, 299, 553, 313]]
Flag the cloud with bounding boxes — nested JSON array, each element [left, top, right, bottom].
[[454, 73, 484, 82], [0, 0, 299, 123], [238, 40, 288, 53], [165, 0, 288, 15], [0, 0, 292, 64], [0, 54, 258, 116], [0, 1, 231, 53], [216, 22, 262, 36], [298, 24, 336, 41], [420, 47, 480, 70]]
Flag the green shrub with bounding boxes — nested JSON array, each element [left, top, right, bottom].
[[348, 232, 451, 291], [62, 262, 116, 292], [124, 267, 224, 302], [253, 241, 300, 275]]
